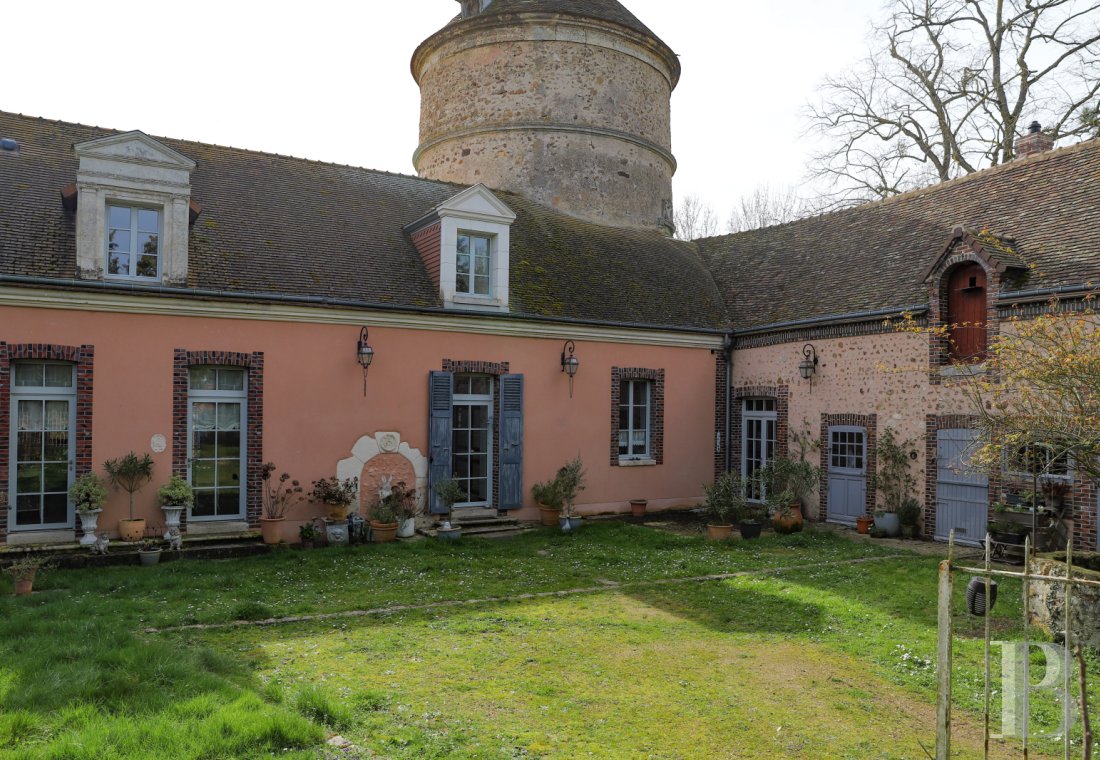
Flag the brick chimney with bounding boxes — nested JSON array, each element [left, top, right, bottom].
[[1015, 121, 1054, 159]]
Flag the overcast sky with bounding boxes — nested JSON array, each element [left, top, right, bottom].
[[2, 0, 886, 221]]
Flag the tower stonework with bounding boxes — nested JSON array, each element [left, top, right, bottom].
[[412, 0, 680, 232]]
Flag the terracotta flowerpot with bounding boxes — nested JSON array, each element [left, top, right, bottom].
[[856, 515, 874, 534], [328, 505, 350, 521], [260, 517, 285, 545], [538, 505, 561, 526], [371, 520, 398, 543], [705, 523, 733, 541], [630, 499, 647, 518], [772, 504, 804, 535], [13, 574, 34, 596], [119, 518, 146, 543]]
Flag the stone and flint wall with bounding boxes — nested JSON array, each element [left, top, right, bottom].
[[412, 13, 679, 231]]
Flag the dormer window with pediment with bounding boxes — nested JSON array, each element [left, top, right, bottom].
[[406, 184, 516, 312], [71, 131, 196, 286]]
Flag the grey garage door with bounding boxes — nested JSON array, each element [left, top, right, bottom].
[[935, 429, 988, 546]]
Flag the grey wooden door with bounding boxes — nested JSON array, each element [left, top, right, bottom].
[[935, 429, 988, 546], [827, 426, 866, 526]]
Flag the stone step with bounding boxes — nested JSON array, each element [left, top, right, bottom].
[[447, 517, 520, 529]]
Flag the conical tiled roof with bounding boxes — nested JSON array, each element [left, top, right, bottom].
[[452, 0, 664, 44]]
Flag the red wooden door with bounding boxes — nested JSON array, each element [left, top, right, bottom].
[[946, 263, 987, 362]]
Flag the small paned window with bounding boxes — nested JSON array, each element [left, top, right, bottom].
[[830, 430, 865, 470], [106, 205, 160, 280], [1006, 442, 1072, 482], [619, 380, 651, 459], [456, 233, 491, 296]]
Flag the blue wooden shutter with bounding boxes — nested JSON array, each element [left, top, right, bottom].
[[428, 371, 453, 514], [498, 374, 524, 510]]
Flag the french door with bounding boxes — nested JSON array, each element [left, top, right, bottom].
[[8, 363, 76, 532], [452, 374, 493, 508], [188, 367, 247, 521]]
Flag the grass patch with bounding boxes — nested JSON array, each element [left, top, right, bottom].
[[0, 522, 1093, 757]]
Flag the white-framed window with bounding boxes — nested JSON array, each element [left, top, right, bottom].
[[741, 399, 776, 501], [188, 367, 247, 521], [9, 362, 76, 531], [106, 204, 161, 280], [618, 380, 651, 460], [1004, 441, 1073, 483], [452, 374, 494, 507], [456, 232, 492, 296]]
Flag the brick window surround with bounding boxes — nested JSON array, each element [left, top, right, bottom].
[[928, 252, 1002, 384], [730, 384, 790, 479], [173, 350, 264, 530], [819, 413, 878, 519], [610, 367, 665, 465], [0, 343, 95, 543], [442, 359, 509, 510]]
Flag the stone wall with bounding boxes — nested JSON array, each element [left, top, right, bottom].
[[413, 15, 677, 231]]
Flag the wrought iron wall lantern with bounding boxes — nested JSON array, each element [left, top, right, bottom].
[[357, 327, 374, 396], [798, 343, 819, 386], [561, 340, 579, 397]]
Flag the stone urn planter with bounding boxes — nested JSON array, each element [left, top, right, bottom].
[[160, 506, 185, 539], [396, 517, 417, 539], [325, 519, 350, 547], [560, 516, 584, 533], [77, 509, 103, 546]]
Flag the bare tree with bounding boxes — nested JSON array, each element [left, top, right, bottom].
[[806, 0, 1100, 208], [673, 194, 720, 240], [726, 184, 811, 233]]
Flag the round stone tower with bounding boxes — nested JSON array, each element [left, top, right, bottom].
[[412, 0, 680, 232]]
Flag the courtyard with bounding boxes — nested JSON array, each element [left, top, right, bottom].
[[1, 521, 1094, 758]]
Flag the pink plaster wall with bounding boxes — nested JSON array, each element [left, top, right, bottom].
[[1, 304, 715, 538], [733, 332, 974, 518]]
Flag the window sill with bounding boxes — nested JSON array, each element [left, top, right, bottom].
[[939, 362, 987, 378], [446, 294, 508, 312], [617, 457, 657, 467]]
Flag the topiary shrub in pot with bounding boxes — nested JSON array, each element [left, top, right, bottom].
[[156, 474, 194, 542], [554, 457, 586, 533], [104, 452, 154, 542], [532, 479, 563, 526], [702, 471, 741, 541]]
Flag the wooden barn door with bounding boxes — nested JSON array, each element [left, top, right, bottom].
[[946, 263, 987, 362]]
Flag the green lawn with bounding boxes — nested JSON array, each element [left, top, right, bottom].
[[0, 522, 1095, 758]]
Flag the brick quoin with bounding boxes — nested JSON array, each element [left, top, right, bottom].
[[610, 367, 664, 466], [0, 343, 94, 542], [173, 350, 264, 531], [713, 351, 728, 478]]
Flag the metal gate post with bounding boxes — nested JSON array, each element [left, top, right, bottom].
[[937, 538, 955, 760]]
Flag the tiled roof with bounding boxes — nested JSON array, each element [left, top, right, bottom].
[[696, 137, 1100, 330], [0, 111, 726, 330]]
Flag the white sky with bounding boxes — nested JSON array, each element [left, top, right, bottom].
[[1, 0, 886, 219]]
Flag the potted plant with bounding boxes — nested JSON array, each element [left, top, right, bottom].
[[867, 428, 917, 538], [310, 476, 358, 521], [370, 481, 417, 543], [856, 514, 874, 534], [736, 479, 766, 540], [70, 472, 108, 546], [897, 497, 922, 538], [156, 475, 193, 541], [630, 498, 648, 518], [298, 521, 319, 548], [555, 457, 586, 532], [532, 479, 562, 526], [137, 538, 162, 566], [7, 556, 51, 596], [763, 457, 820, 534], [387, 480, 421, 538], [260, 464, 303, 545], [104, 452, 154, 542], [432, 478, 466, 539], [702, 471, 738, 541]]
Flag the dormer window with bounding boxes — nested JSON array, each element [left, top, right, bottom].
[[405, 184, 515, 313], [72, 131, 195, 286], [945, 262, 988, 363], [107, 205, 161, 279], [457, 232, 492, 296]]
